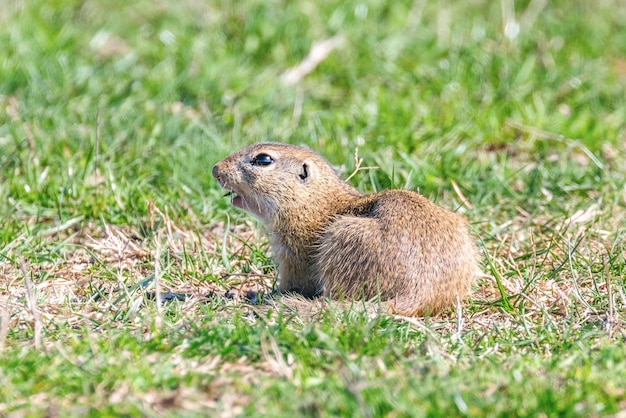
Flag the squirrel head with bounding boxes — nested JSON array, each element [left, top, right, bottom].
[[212, 142, 357, 225]]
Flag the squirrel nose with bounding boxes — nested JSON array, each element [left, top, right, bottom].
[[212, 164, 219, 178]]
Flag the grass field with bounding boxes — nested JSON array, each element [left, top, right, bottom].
[[1, 0, 626, 416]]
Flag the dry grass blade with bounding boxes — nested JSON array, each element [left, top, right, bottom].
[[451, 179, 473, 210], [154, 230, 163, 328], [281, 35, 346, 85], [505, 118, 604, 168], [345, 147, 379, 182], [500, 0, 520, 40], [0, 298, 8, 351], [261, 333, 294, 379], [520, 0, 548, 29], [604, 253, 617, 336], [20, 258, 41, 350]]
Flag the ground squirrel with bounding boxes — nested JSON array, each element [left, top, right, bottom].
[[212, 142, 479, 316]]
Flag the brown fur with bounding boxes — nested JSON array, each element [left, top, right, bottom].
[[212, 142, 480, 316]]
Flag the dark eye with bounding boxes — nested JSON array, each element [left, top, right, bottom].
[[251, 153, 273, 166]]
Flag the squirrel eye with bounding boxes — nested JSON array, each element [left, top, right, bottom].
[[251, 153, 274, 166]]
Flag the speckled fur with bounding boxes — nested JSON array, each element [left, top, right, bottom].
[[212, 142, 479, 316]]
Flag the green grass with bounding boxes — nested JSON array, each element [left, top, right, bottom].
[[1, 0, 626, 416]]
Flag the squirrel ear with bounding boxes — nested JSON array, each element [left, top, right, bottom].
[[298, 163, 310, 182]]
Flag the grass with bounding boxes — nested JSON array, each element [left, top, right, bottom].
[[1, 0, 625, 416]]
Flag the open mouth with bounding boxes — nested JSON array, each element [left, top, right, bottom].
[[224, 190, 244, 209]]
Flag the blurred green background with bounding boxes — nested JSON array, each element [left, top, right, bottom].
[[1, 0, 624, 230]]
